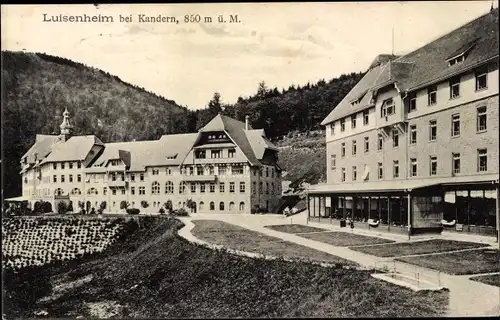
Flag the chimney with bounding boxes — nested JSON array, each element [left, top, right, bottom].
[[245, 115, 249, 131]]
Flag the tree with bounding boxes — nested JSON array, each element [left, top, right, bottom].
[[208, 92, 223, 114], [120, 200, 129, 210], [257, 81, 268, 98], [164, 200, 173, 213], [141, 200, 149, 209], [67, 201, 74, 213], [57, 201, 67, 214]]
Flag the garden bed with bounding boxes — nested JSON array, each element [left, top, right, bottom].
[[396, 249, 500, 275], [300, 232, 394, 247], [470, 273, 500, 287], [191, 220, 353, 265], [350, 239, 489, 257], [264, 224, 329, 234], [4, 217, 450, 319]]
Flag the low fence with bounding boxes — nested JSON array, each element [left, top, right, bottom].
[[373, 260, 442, 290]]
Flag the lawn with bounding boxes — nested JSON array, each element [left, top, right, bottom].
[[350, 239, 489, 258], [265, 224, 329, 234], [3, 216, 450, 318], [396, 249, 500, 275], [300, 232, 395, 247], [470, 273, 500, 287], [191, 220, 354, 265]]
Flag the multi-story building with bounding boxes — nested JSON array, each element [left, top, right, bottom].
[[18, 110, 282, 214], [308, 8, 499, 241]]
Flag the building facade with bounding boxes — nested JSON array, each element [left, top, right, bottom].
[[309, 9, 499, 241], [19, 111, 282, 214]]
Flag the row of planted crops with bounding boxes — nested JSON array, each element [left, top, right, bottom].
[[2, 217, 127, 270]]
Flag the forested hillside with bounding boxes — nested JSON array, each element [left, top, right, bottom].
[[2, 51, 363, 198]]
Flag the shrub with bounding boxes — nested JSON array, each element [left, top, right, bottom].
[[42, 201, 52, 213], [127, 208, 140, 215], [164, 200, 173, 211], [141, 201, 149, 209], [159, 208, 165, 214], [57, 202, 67, 214], [120, 201, 129, 210], [67, 201, 74, 212], [174, 208, 189, 217]]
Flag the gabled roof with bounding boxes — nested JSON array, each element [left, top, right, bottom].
[[200, 114, 260, 165], [21, 134, 60, 164], [245, 129, 279, 160], [321, 8, 499, 126], [40, 135, 104, 164]]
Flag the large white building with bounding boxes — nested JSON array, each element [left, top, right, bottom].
[[18, 110, 282, 214]]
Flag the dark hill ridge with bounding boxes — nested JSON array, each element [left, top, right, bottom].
[[2, 51, 363, 197]]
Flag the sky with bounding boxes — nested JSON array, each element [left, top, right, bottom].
[[1, 2, 497, 109]]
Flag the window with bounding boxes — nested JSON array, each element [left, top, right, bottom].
[[211, 150, 222, 158], [53, 163, 57, 170], [103, 187, 107, 195], [179, 182, 186, 194], [266, 167, 269, 177], [352, 140, 357, 155], [228, 149, 236, 158], [364, 137, 369, 153], [408, 93, 417, 112], [393, 160, 399, 178], [450, 76, 460, 99], [427, 85, 437, 106], [165, 181, 174, 194], [363, 110, 369, 125], [330, 154, 336, 170], [429, 120, 437, 141], [69, 162, 73, 169], [196, 166, 204, 176], [70, 188, 81, 195], [259, 181, 263, 194], [219, 202, 225, 211], [77, 162, 81, 169], [330, 123, 335, 135], [219, 182, 225, 193], [352, 166, 357, 181], [131, 187, 135, 195], [378, 162, 383, 179], [475, 67, 488, 91], [200, 183, 206, 193], [341, 168, 346, 182], [152, 169, 159, 175], [130, 173, 135, 182], [189, 167, 194, 176], [410, 158, 418, 177], [218, 166, 226, 175], [61, 162, 65, 170], [140, 173, 144, 181], [252, 182, 256, 195], [230, 182, 235, 193], [195, 150, 206, 159], [111, 173, 116, 181], [341, 143, 346, 157], [151, 181, 160, 195], [478, 149, 487, 172], [121, 189, 126, 195], [351, 115, 357, 129], [240, 182, 246, 193], [239, 202, 245, 212], [477, 106, 487, 132], [166, 168, 172, 175], [87, 188, 98, 196], [452, 153, 460, 174], [377, 135, 383, 150], [61, 175, 65, 183], [190, 183, 196, 193], [410, 125, 417, 144], [232, 166, 244, 175], [430, 156, 437, 176], [381, 98, 395, 117], [69, 174, 73, 182], [139, 186, 146, 195], [451, 114, 460, 137], [392, 129, 399, 148], [210, 202, 215, 211], [340, 119, 345, 132]]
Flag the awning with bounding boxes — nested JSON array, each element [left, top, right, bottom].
[[308, 179, 441, 195], [5, 196, 30, 202], [194, 143, 235, 149]]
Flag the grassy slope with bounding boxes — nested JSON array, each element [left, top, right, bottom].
[[3, 217, 449, 318], [470, 274, 500, 287]]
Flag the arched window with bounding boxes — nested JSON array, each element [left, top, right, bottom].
[[179, 182, 187, 194], [229, 201, 235, 211], [87, 188, 98, 196], [210, 201, 215, 211], [219, 202, 225, 211], [70, 188, 81, 195], [199, 201, 204, 211], [151, 181, 160, 195], [165, 181, 174, 194], [239, 202, 245, 211], [54, 188, 64, 196]]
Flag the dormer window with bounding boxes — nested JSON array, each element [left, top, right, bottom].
[[448, 55, 465, 66], [195, 150, 206, 159], [446, 38, 479, 67], [381, 98, 395, 118]]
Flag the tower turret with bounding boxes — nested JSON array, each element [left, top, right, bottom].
[[59, 108, 73, 141]]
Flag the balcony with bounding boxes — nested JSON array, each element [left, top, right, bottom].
[[107, 180, 128, 188], [182, 175, 217, 182]]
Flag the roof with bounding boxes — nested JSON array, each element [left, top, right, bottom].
[[91, 133, 198, 171], [200, 114, 261, 165], [21, 134, 60, 164], [322, 8, 499, 125], [245, 129, 279, 159], [40, 135, 104, 164], [308, 174, 499, 195]]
